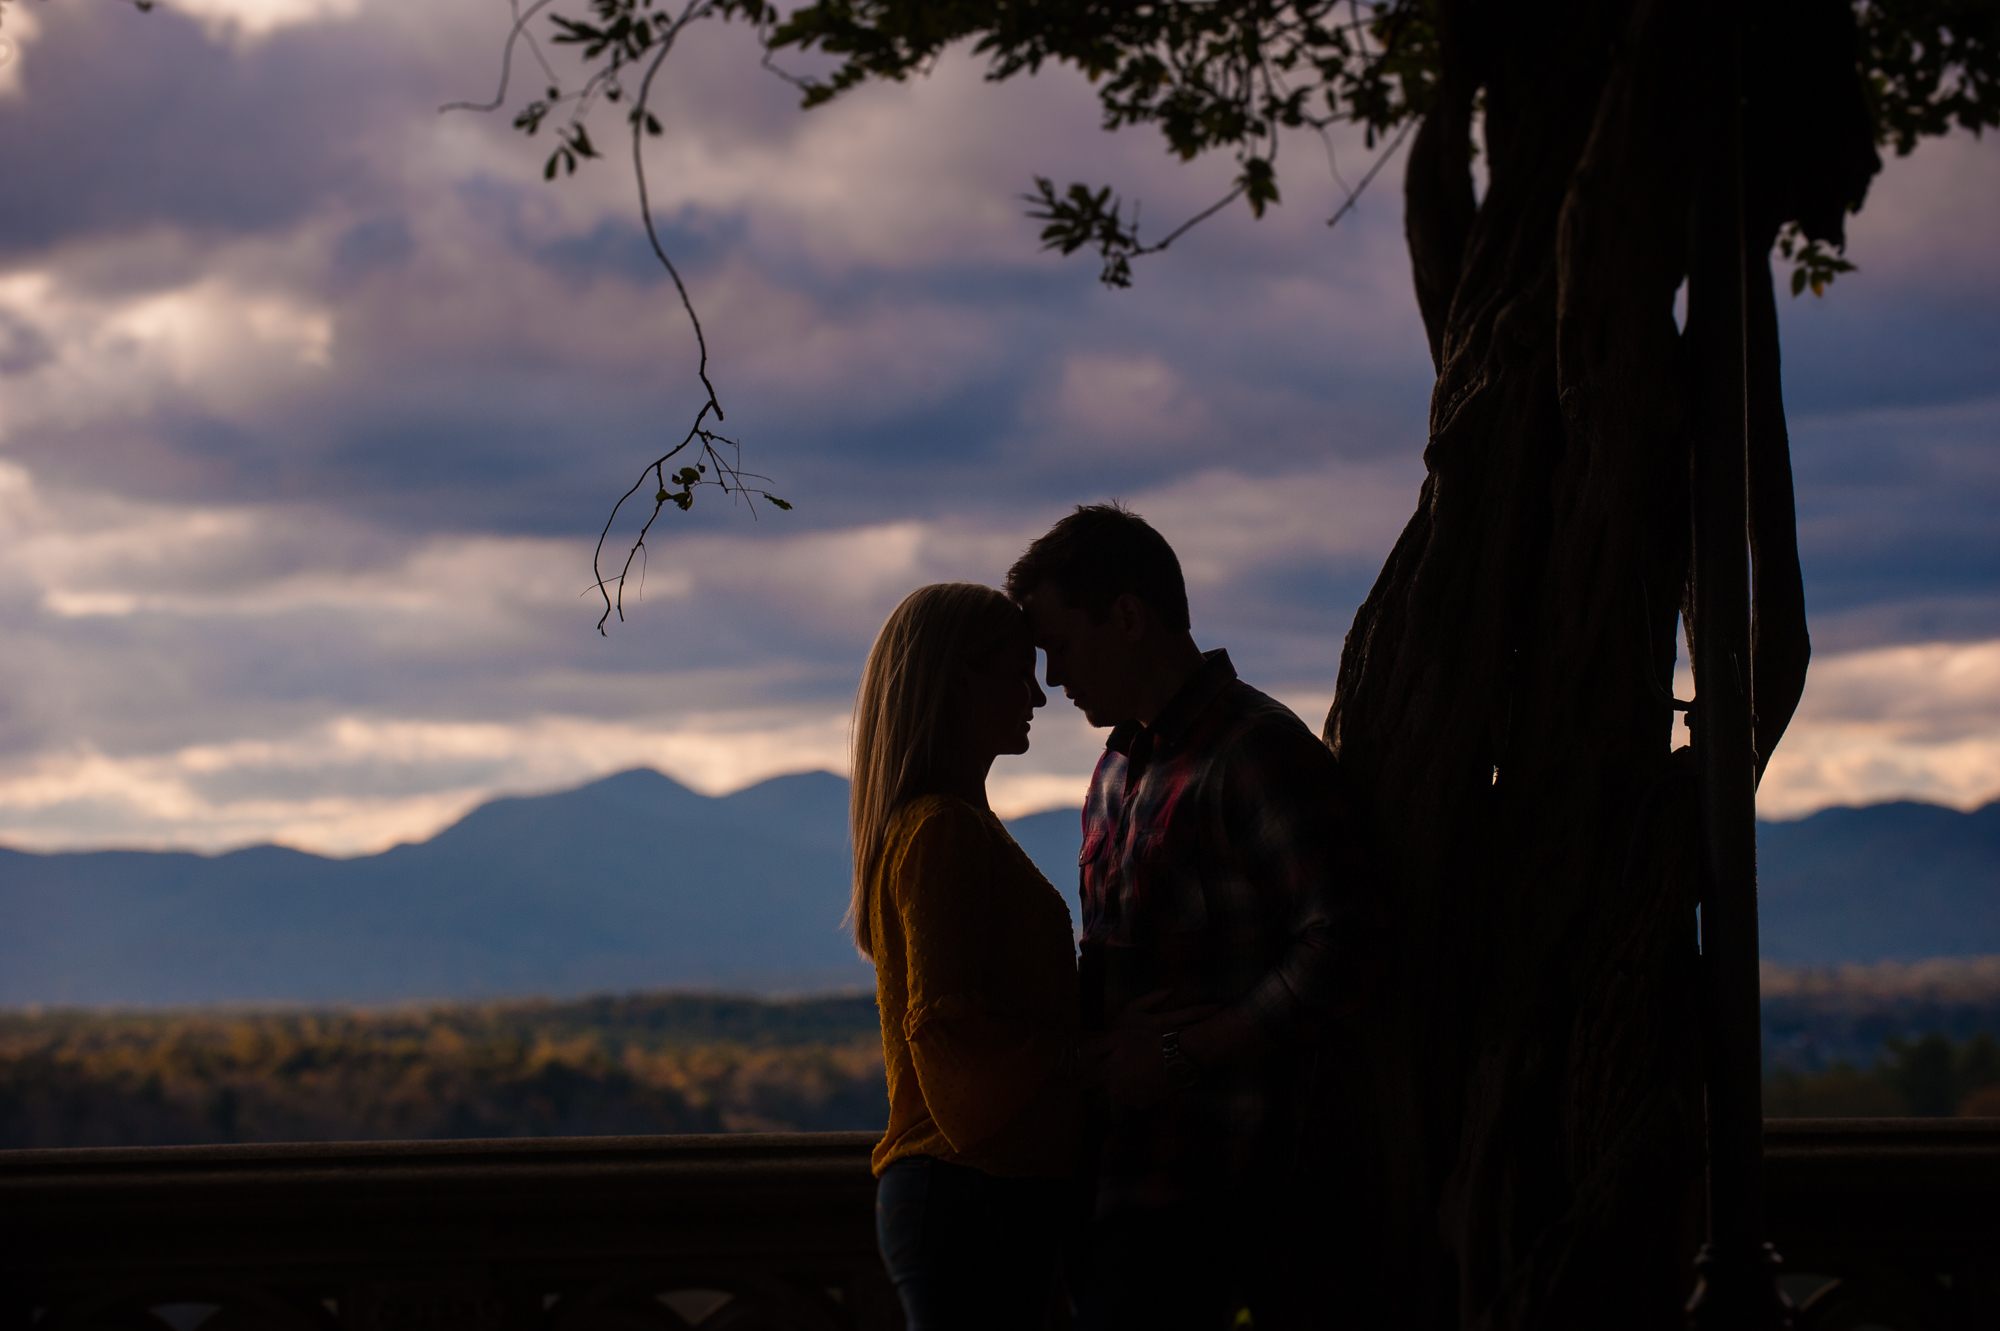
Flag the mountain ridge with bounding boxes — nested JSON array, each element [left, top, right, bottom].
[[2, 770, 1994, 1006]]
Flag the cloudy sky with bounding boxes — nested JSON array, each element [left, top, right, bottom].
[[0, 0, 1995, 856]]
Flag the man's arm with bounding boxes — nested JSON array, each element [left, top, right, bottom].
[[1221, 726, 1367, 1040], [1085, 720, 1373, 1114]]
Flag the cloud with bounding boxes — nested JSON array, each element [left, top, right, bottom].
[[0, 703, 1114, 855], [0, 0, 1449, 579], [1776, 130, 2000, 416], [0, 268, 334, 435], [0, 2, 40, 101], [0, 446, 1400, 851], [0, 461, 580, 636], [0, 0, 1994, 868], [0, 3, 401, 255], [1043, 353, 1215, 455], [1760, 639, 2000, 818], [1836, 130, 2000, 292], [168, 0, 365, 47], [0, 708, 854, 855], [1791, 395, 2000, 651]]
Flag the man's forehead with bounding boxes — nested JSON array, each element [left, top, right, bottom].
[[1020, 585, 1077, 629]]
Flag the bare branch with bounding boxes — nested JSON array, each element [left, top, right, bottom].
[[448, 0, 791, 634], [439, 0, 565, 115], [1326, 115, 1415, 229]]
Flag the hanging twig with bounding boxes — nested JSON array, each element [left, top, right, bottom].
[[447, 0, 791, 634], [1325, 116, 1416, 230]]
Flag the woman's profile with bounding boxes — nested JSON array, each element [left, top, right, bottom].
[[850, 582, 1081, 1329]]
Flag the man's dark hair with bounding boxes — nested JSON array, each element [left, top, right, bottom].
[[1005, 501, 1191, 632]]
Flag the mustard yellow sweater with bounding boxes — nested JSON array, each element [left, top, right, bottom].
[[869, 794, 1082, 1178]]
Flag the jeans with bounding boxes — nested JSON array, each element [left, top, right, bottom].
[[875, 1155, 1069, 1330]]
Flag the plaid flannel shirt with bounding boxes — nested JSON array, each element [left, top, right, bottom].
[[1078, 649, 1370, 1214]]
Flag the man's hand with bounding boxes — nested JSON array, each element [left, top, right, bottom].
[[1080, 991, 1278, 1119], [1080, 989, 1220, 1119]]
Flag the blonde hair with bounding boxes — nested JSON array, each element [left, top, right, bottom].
[[848, 582, 1023, 959]]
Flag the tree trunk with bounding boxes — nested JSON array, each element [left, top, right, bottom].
[[1319, 0, 1878, 1325]]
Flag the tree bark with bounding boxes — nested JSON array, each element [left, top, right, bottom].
[[1320, 0, 1878, 1325], [1404, 0, 1480, 373]]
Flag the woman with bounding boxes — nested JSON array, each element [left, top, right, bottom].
[[851, 582, 1082, 1329]]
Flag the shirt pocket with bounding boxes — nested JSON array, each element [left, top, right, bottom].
[[1126, 829, 1209, 937]]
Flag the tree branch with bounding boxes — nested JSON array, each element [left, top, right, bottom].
[[448, 0, 792, 634], [1400, 3, 1477, 372], [1744, 243, 1809, 778]]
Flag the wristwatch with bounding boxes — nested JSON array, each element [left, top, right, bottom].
[[1160, 1030, 1203, 1089]]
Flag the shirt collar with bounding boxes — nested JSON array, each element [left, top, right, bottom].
[[1103, 648, 1236, 755]]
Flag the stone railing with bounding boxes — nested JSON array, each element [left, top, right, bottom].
[[1765, 1120, 2000, 1329], [0, 1133, 894, 1331], [2, 1121, 1996, 1331]]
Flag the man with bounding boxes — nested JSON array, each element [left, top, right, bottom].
[[1006, 502, 1374, 1331]]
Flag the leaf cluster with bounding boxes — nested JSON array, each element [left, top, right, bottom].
[[1857, 0, 2000, 155], [771, 1, 1433, 284], [1777, 221, 1858, 296], [772, 1, 1433, 140], [455, 0, 2000, 592], [504, 0, 776, 178], [760, 0, 2000, 295]]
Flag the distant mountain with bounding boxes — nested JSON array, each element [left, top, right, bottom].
[[1, 772, 1993, 1006], [1003, 806, 1084, 893], [1758, 801, 2000, 963], [1023, 799, 2000, 965], [0, 770, 872, 1006]]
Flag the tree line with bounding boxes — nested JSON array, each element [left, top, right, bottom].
[[4, 990, 1996, 1149], [1770, 1032, 2000, 1117], [0, 992, 887, 1148]]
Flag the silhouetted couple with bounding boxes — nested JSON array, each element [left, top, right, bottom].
[[851, 503, 1374, 1330]]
